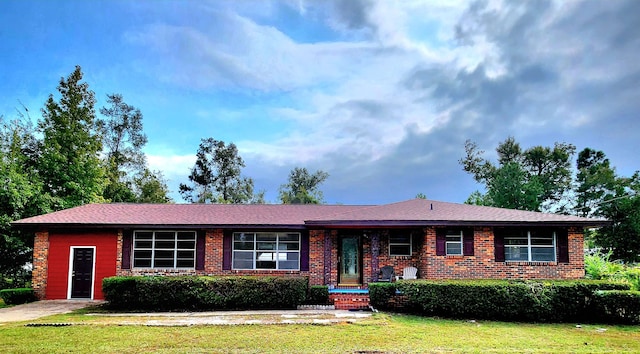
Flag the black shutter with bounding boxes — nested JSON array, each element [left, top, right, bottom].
[[463, 228, 474, 256], [122, 230, 132, 269], [222, 231, 232, 270], [436, 229, 446, 256], [494, 229, 505, 262], [556, 229, 569, 263], [300, 231, 309, 271], [195, 231, 205, 270]]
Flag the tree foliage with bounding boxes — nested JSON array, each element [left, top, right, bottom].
[[99, 93, 148, 202], [38, 65, 105, 209], [133, 169, 173, 203], [279, 167, 329, 204], [574, 148, 618, 217], [460, 137, 575, 212], [0, 117, 49, 287], [0, 66, 173, 287], [179, 138, 259, 203]]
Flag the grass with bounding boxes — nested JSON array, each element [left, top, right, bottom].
[[0, 299, 6, 309], [1, 310, 639, 353]]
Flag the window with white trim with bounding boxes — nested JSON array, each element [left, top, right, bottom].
[[232, 232, 300, 270], [389, 233, 412, 256], [133, 231, 196, 268], [504, 230, 556, 262], [446, 230, 463, 255]]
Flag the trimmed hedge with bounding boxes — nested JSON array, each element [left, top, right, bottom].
[[370, 280, 632, 323], [307, 285, 330, 305], [594, 290, 640, 324], [102, 276, 308, 311], [0, 288, 37, 305]]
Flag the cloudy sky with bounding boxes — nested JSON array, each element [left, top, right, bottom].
[[1, 0, 638, 205]]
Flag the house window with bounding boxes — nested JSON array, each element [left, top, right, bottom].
[[389, 233, 412, 256], [504, 230, 556, 262], [446, 230, 463, 255], [132, 231, 196, 268], [232, 232, 300, 270]]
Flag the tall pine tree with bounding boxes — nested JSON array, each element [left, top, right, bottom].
[[38, 66, 105, 209]]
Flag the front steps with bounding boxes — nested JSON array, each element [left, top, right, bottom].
[[328, 289, 370, 310]]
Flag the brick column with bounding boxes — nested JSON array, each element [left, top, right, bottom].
[[308, 230, 325, 286], [205, 229, 223, 274], [115, 229, 123, 274], [568, 226, 585, 278], [370, 231, 380, 282], [32, 231, 49, 300], [323, 230, 332, 285]]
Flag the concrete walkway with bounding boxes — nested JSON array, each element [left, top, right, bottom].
[[0, 301, 372, 326], [91, 309, 372, 326], [0, 300, 103, 323]]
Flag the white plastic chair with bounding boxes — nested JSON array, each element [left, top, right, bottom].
[[398, 266, 418, 280]]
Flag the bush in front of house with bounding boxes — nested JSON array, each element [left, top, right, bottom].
[[102, 276, 308, 311], [370, 279, 633, 323], [592, 290, 640, 324], [0, 288, 37, 305], [369, 282, 398, 310], [306, 285, 330, 305]]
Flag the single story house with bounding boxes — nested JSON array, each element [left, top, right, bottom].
[[12, 199, 606, 301]]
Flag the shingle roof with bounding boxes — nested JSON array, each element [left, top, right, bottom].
[[11, 203, 366, 228], [304, 199, 607, 226], [11, 199, 608, 229]]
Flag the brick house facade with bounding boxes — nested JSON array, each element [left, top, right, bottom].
[[14, 199, 605, 300]]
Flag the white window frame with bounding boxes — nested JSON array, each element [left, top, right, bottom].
[[445, 230, 463, 256], [389, 233, 412, 256], [132, 230, 197, 269], [504, 230, 556, 262], [232, 232, 301, 270]]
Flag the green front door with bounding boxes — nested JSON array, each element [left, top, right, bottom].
[[339, 235, 360, 285]]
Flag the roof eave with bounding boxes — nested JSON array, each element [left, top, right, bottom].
[[303, 219, 611, 228], [11, 223, 309, 231]]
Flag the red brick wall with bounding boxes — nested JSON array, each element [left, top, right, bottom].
[[376, 230, 422, 280], [309, 230, 325, 286], [117, 228, 310, 279], [108, 225, 585, 287], [421, 226, 584, 279], [32, 231, 49, 299]]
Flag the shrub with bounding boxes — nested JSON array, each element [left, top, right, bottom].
[[381, 279, 631, 323], [307, 285, 330, 305], [585, 250, 640, 290], [593, 290, 640, 324], [369, 282, 397, 310], [102, 276, 308, 311], [0, 288, 37, 305]]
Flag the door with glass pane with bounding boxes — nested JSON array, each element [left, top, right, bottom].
[[339, 235, 361, 285]]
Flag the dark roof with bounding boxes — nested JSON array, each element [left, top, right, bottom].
[[11, 199, 608, 229], [304, 199, 608, 227]]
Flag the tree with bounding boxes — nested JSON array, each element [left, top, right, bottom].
[[132, 169, 172, 203], [179, 138, 257, 203], [279, 167, 329, 204], [459, 137, 575, 212], [0, 116, 50, 287], [594, 173, 640, 262], [99, 94, 148, 202], [38, 66, 105, 209], [574, 148, 617, 217]]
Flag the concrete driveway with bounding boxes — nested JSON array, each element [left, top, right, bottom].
[[0, 300, 103, 323]]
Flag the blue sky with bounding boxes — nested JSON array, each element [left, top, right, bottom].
[[1, 0, 638, 205]]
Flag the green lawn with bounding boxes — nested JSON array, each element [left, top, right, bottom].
[[1, 311, 639, 353]]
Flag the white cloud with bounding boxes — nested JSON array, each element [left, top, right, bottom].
[[130, 0, 640, 204]]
